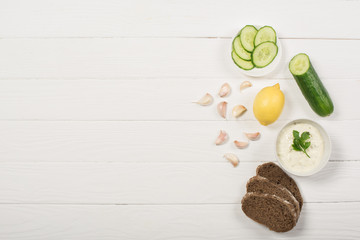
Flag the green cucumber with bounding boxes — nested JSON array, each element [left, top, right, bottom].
[[231, 50, 254, 70], [251, 41, 278, 68], [289, 53, 334, 117], [254, 26, 277, 46], [239, 25, 257, 52], [232, 36, 251, 61]]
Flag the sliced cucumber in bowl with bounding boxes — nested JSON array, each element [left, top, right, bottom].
[[231, 51, 254, 70], [252, 41, 278, 68], [231, 25, 281, 77], [239, 25, 258, 52], [232, 36, 251, 61], [254, 26, 277, 46]]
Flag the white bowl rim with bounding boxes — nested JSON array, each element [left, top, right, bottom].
[[275, 119, 332, 177]]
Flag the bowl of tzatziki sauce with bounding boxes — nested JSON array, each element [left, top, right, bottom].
[[275, 119, 331, 176]]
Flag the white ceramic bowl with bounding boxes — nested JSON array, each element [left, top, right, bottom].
[[231, 25, 282, 77], [275, 119, 331, 176]]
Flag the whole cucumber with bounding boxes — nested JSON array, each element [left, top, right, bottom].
[[289, 53, 334, 117]]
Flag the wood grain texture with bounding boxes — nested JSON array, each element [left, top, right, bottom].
[[0, 78, 357, 120], [0, 203, 359, 240], [0, 0, 358, 39], [0, 0, 359, 238], [0, 39, 359, 79], [0, 120, 358, 162], [0, 162, 358, 204]]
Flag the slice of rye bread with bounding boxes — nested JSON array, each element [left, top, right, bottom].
[[241, 192, 297, 232], [256, 162, 303, 210], [246, 176, 300, 220]]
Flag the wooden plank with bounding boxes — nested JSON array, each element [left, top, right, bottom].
[[0, 203, 359, 239], [0, 0, 359, 39], [0, 38, 358, 79], [0, 162, 358, 204], [0, 120, 358, 162], [0, 78, 356, 120]]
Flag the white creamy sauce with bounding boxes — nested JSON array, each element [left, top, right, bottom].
[[277, 122, 324, 174]]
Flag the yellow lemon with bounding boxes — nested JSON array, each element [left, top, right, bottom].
[[253, 83, 285, 126]]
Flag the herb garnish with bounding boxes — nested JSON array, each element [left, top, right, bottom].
[[292, 130, 311, 158]]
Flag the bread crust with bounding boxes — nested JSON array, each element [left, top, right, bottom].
[[241, 192, 297, 232], [246, 176, 300, 220], [256, 162, 303, 210]]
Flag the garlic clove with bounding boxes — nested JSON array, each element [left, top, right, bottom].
[[240, 81, 252, 91], [219, 83, 231, 97], [194, 93, 213, 106], [234, 140, 249, 149], [232, 105, 247, 118], [217, 101, 227, 119], [215, 130, 228, 145], [245, 132, 261, 141], [223, 153, 239, 167]]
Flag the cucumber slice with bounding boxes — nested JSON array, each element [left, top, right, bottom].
[[232, 36, 251, 60], [239, 25, 258, 52], [289, 53, 310, 75], [231, 51, 254, 70], [289, 53, 334, 116], [254, 26, 277, 46], [251, 42, 278, 68]]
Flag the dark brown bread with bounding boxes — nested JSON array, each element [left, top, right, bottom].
[[246, 176, 300, 219], [241, 192, 297, 232], [256, 162, 303, 210]]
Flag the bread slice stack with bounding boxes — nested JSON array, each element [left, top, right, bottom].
[[241, 162, 303, 232]]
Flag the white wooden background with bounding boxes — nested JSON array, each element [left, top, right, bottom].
[[0, 0, 359, 239]]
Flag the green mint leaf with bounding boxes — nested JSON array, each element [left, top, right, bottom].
[[292, 143, 301, 151], [292, 139, 302, 151], [292, 130, 311, 158], [301, 132, 310, 141], [293, 130, 300, 139], [299, 140, 306, 149]]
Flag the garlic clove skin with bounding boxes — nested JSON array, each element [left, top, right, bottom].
[[245, 132, 261, 141], [215, 130, 228, 145], [217, 101, 227, 119], [240, 81, 252, 91], [194, 93, 213, 106], [223, 153, 239, 167], [234, 140, 249, 149], [232, 105, 247, 118], [219, 83, 231, 97]]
